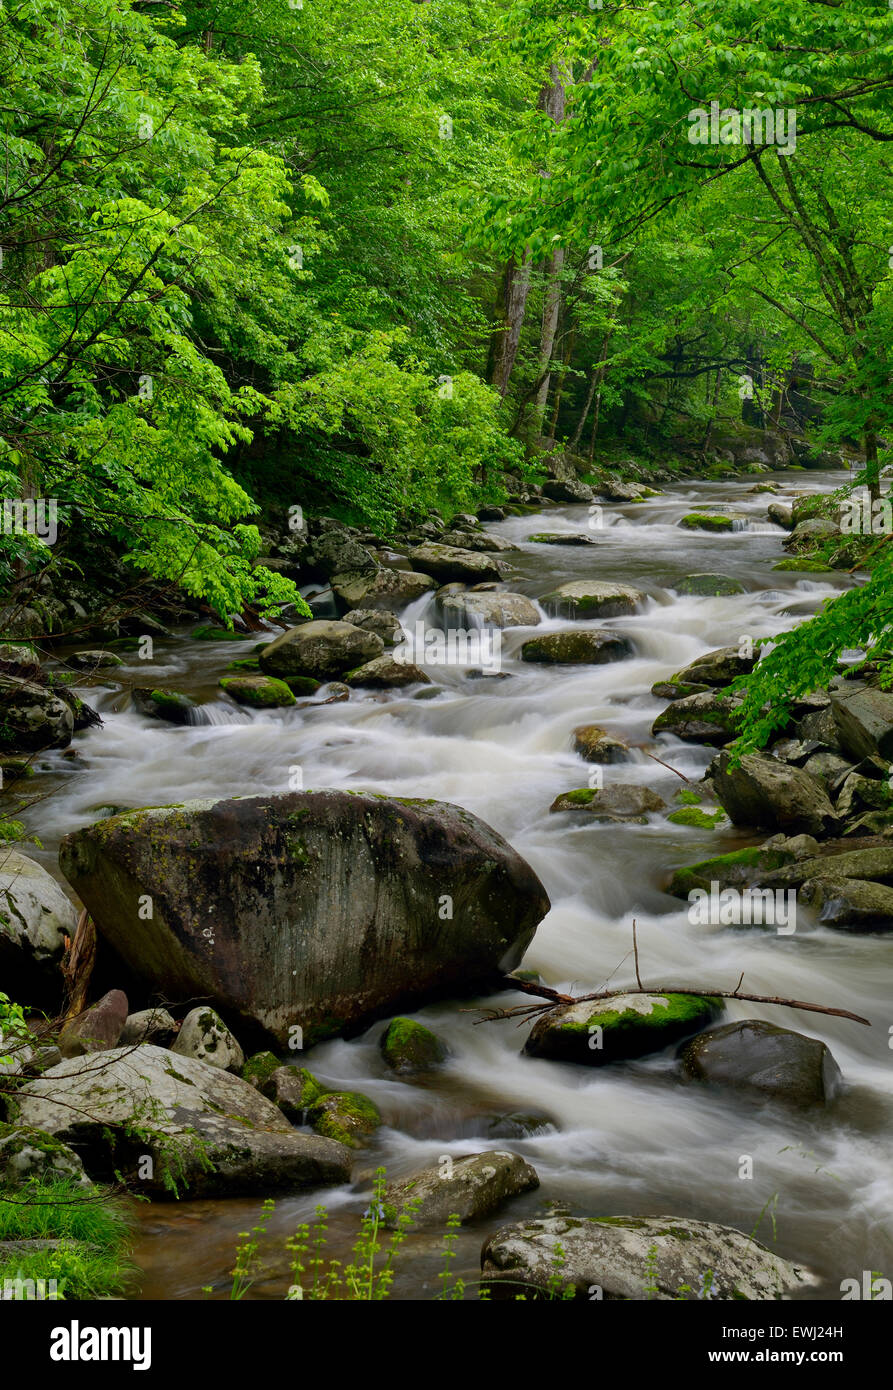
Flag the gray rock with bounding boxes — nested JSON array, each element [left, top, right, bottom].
[[384, 1150, 538, 1228], [831, 684, 893, 761], [67, 650, 123, 670], [674, 574, 746, 597], [767, 502, 794, 530], [572, 725, 630, 763], [549, 785, 666, 822], [344, 610, 405, 646], [672, 646, 758, 687], [539, 581, 644, 619], [407, 543, 508, 584], [521, 630, 632, 665], [344, 654, 431, 688], [680, 1019, 842, 1107], [524, 993, 720, 1065], [712, 751, 838, 836], [481, 1213, 813, 1300], [132, 687, 200, 725], [259, 620, 383, 680], [799, 876, 893, 932], [119, 1008, 177, 1047], [0, 675, 73, 751], [652, 691, 742, 746], [0, 850, 78, 1008], [59, 792, 550, 1049], [59, 989, 128, 1058], [541, 478, 594, 503], [440, 591, 540, 629], [331, 568, 436, 610], [0, 1121, 90, 1188], [171, 1006, 244, 1072], [12, 1045, 351, 1196]]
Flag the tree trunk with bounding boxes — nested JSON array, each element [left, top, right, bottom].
[[488, 254, 532, 399], [527, 66, 567, 442], [864, 429, 880, 505]]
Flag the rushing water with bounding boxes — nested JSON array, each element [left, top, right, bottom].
[[22, 469, 893, 1299]]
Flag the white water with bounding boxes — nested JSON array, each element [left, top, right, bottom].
[[24, 471, 893, 1298]]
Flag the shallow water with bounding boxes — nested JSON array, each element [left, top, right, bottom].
[[21, 469, 892, 1300]]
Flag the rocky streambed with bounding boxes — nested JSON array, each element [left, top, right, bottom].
[[2, 466, 892, 1300]]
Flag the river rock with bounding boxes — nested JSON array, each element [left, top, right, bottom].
[[331, 568, 436, 610], [219, 675, 295, 708], [477, 506, 506, 522], [59, 791, 549, 1048], [440, 530, 517, 553], [259, 620, 383, 680], [345, 654, 431, 688], [0, 1121, 90, 1188], [407, 543, 508, 584], [0, 675, 73, 751], [440, 591, 540, 629], [132, 687, 199, 725], [538, 580, 644, 618], [524, 993, 720, 1065], [119, 1007, 177, 1047], [384, 1150, 538, 1229], [784, 517, 839, 552], [830, 684, 893, 761], [380, 1017, 449, 1074], [59, 989, 128, 1058], [481, 1213, 812, 1300], [712, 751, 838, 836], [759, 846, 893, 890], [67, 650, 123, 670], [671, 645, 758, 687], [344, 610, 405, 646], [171, 1006, 245, 1072], [541, 478, 594, 503], [592, 478, 645, 502], [572, 725, 630, 763], [0, 850, 78, 1008], [526, 532, 597, 546], [549, 785, 666, 822], [679, 1020, 842, 1107], [308, 1091, 381, 1148], [674, 574, 746, 596], [521, 630, 631, 665], [11, 1045, 352, 1196], [767, 502, 794, 529], [307, 531, 377, 578], [652, 690, 742, 746], [679, 513, 739, 532], [799, 876, 893, 931], [0, 643, 41, 678]]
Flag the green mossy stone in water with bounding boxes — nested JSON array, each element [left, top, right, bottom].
[[667, 806, 726, 829], [308, 1090, 382, 1148], [219, 675, 296, 708], [679, 514, 736, 532], [380, 1017, 449, 1074], [282, 675, 322, 695], [525, 992, 723, 1066], [242, 1051, 281, 1090], [772, 557, 833, 572], [667, 846, 793, 899], [132, 687, 198, 725], [193, 626, 252, 641], [226, 657, 261, 672], [674, 573, 746, 596]]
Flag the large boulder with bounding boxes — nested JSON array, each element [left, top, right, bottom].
[[343, 610, 405, 646], [572, 725, 630, 764], [59, 792, 550, 1048], [407, 544, 508, 584], [439, 591, 540, 629], [259, 621, 383, 680], [541, 478, 594, 504], [830, 684, 893, 761], [12, 1045, 352, 1196], [308, 1090, 382, 1149], [171, 1006, 245, 1072], [671, 646, 758, 687], [679, 1020, 842, 1107], [538, 581, 644, 619], [384, 1151, 539, 1229], [345, 654, 431, 688], [0, 675, 73, 751], [0, 1121, 90, 1189], [549, 785, 666, 822], [799, 876, 893, 932], [481, 1214, 812, 1300], [132, 687, 200, 725], [652, 691, 742, 746], [119, 1007, 177, 1047], [59, 989, 128, 1058], [673, 574, 745, 597], [521, 630, 631, 665], [712, 751, 838, 836], [524, 993, 720, 1065], [0, 850, 78, 1008], [219, 675, 295, 708], [331, 568, 435, 611]]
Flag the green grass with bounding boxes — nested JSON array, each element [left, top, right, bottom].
[[0, 1177, 135, 1299]]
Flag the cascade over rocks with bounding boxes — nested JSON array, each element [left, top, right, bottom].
[[59, 792, 550, 1048]]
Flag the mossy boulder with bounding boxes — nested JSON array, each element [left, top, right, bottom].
[[171, 1007, 244, 1073], [309, 1090, 382, 1148], [572, 725, 630, 763], [132, 687, 199, 725], [259, 620, 383, 681], [666, 845, 795, 899], [671, 646, 758, 688], [380, 1017, 449, 1074], [225, 657, 261, 673], [345, 654, 431, 688], [673, 573, 746, 597], [524, 992, 722, 1066], [241, 1051, 281, 1091], [0, 1121, 90, 1188], [549, 785, 665, 822], [652, 690, 742, 746], [383, 1151, 539, 1229], [678, 513, 738, 532], [0, 849, 78, 1009], [526, 533, 597, 547], [538, 581, 644, 619], [712, 750, 838, 836], [67, 649, 123, 670], [772, 557, 833, 573], [193, 626, 252, 641], [679, 1020, 842, 1107], [219, 675, 296, 708], [521, 630, 631, 665], [0, 675, 73, 752], [242, 1054, 322, 1121]]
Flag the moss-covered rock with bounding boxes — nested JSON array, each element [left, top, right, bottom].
[[171, 1007, 244, 1073], [525, 992, 722, 1066], [0, 1121, 90, 1187], [242, 1051, 281, 1091], [678, 514, 738, 532], [132, 687, 198, 725], [193, 626, 252, 641], [225, 658, 261, 673], [772, 556, 833, 572], [309, 1090, 382, 1148], [667, 845, 795, 899], [538, 581, 644, 619], [383, 1150, 539, 1229], [673, 573, 746, 597], [521, 630, 631, 665], [652, 690, 743, 746], [572, 725, 630, 763], [219, 675, 296, 708], [550, 784, 665, 822], [380, 1017, 448, 1074]]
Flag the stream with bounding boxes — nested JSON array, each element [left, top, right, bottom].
[[22, 469, 893, 1300]]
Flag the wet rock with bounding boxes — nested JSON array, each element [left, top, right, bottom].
[[12, 1045, 351, 1196], [525, 992, 720, 1065], [132, 687, 200, 725], [0, 675, 73, 751], [380, 1017, 449, 1074], [171, 1007, 245, 1072], [679, 1020, 842, 1107], [538, 580, 644, 619], [830, 684, 893, 761], [572, 725, 630, 763], [59, 791, 550, 1048], [407, 543, 508, 584], [308, 1091, 381, 1148], [666, 844, 797, 899], [674, 574, 746, 597], [0, 850, 78, 1008], [0, 1121, 90, 1188], [219, 675, 296, 708], [440, 591, 540, 629], [767, 502, 794, 530], [541, 478, 594, 504], [784, 517, 839, 552], [331, 568, 436, 610], [67, 650, 123, 670], [760, 845, 893, 890], [712, 751, 838, 837], [482, 1111, 553, 1140], [679, 513, 739, 532], [521, 630, 631, 665], [307, 531, 377, 579], [119, 1008, 177, 1048], [799, 876, 893, 931], [0, 643, 41, 678], [259, 620, 383, 681], [384, 1150, 539, 1229], [549, 785, 665, 822], [344, 609, 405, 646], [481, 1214, 812, 1300], [440, 530, 517, 553], [477, 506, 506, 522], [242, 1054, 322, 1121], [345, 654, 431, 688], [59, 990, 128, 1058], [834, 772, 891, 823], [652, 690, 742, 746], [671, 645, 758, 687], [526, 533, 597, 546], [592, 478, 645, 502]]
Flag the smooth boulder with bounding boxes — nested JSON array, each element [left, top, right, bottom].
[[679, 1020, 842, 1107], [0, 675, 73, 751], [171, 1006, 245, 1072], [712, 751, 838, 837], [59, 989, 128, 1058], [439, 591, 540, 629], [0, 850, 78, 1008], [539, 581, 644, 619], [525, 993, 720, 1065], [384, 1151, 538, 1229], [521, 630, 631, 665], [259, 621, 383, 680]]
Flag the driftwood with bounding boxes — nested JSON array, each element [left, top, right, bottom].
[[61, 909, 96, 1022]]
